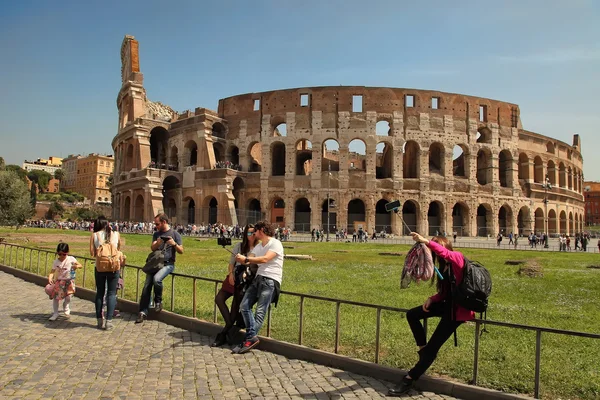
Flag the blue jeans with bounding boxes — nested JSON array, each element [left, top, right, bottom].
[[95, 270, 119, 320], [240, 275, 276, 339], [139, 264, 174, 314]]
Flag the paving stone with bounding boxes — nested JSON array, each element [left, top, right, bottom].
[[0, 271, 464, 399]]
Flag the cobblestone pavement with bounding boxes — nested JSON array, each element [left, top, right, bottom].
[[0, 271, 462, 400]]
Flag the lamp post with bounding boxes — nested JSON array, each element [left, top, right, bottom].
[[542, 174, 552, 248], [326, 161, 331, 242]]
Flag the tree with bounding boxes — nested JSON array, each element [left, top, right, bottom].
[[5, 165, 27, 182], [30, 181, 37, 207], [0, 157, 5, 170], [27, 170, 52, 192], [0, 171, 34, 227], [46, 200, 65, 220], [54, 168, 65, 182], [106, 174, 114, 190]]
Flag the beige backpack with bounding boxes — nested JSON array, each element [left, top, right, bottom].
[[95, 232, 120, 272]]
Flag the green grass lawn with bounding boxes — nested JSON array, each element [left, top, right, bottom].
[[1, 228, 599, 399]]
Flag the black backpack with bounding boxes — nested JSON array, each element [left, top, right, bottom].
[[449, 257, 492, 345]]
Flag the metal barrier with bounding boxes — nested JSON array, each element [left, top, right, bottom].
[[1, 241, 599, 399]]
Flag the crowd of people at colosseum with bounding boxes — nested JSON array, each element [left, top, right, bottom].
[[214, 161, 242, 170], [147, 161, 178, 171]]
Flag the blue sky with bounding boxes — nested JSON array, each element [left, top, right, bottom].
[[1, 1, 599, 179]]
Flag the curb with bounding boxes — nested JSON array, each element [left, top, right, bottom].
[[0, 263, 531, 400]]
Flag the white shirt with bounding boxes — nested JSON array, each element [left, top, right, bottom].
[[52, 256, 78, 280], [253, 237, 284, 284], [93, 231, 120, 249]]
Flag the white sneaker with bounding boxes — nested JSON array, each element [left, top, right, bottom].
[[49, 313, 59, 321], [64, 306, 71, 317]]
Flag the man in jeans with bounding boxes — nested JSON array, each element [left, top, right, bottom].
[[136, 213, 183, 324], [233, 220, 283, 354]]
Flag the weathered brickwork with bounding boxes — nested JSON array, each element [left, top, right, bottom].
[[112, 36, 584, 236]]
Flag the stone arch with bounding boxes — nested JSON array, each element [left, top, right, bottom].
[[548, 209, 557, 234], [183, 197, 195, 225], [558, 162, 566, 188], [348, 139, 366, 171], [476, 127, 492, 144], [294, 197, 311, 232], [123, 196, 131, 221], [126, 144, 134, 170], [452, 202, 469, 236], [184, 140, 198, 166], [169, 146, 179, 169], [476, 203, 493, 237], [559, 210, 567, 234], [321, 198, 337, 233], [546, 142, 555, 154], [295, 139, 313, 176], [498, 204, 513, 235], [213, 142, 225, 165], [453, 144, 469, 178], [247, 198, 262, 225], [202, 196, 218, 225], [375, 199, 391, 233], [271, 142, 286, 176], [376, 142, 393, 179], [150, 127, 169, 165], [165, 198, 177, 222], [476, 148, 492, 185], [429, 142, 445, 176], [535, 208, 544, 234], [517, 206, 531, 235], [499, 150, 513, 188], [248, 142, 262, 172], [547, 160, 556, 185], [162, 175, 180, 221], [271, 197, 285, 227], [273, 122, 287, 137], [403, 141, 420, 178], [232, 177, 245, 211], [533, 156, 543, 183], [428, 201, 444, 236], [322, 139, 340, 171], [569, 211, 574, 234], [402, 200, 419, 234], [376, 120, 391, 136], [212, 122, 226, 139], [518, 153, 529, 180], [134, 195, 144, 221], [347, 198, 366, 233], [567, 167, 573, 190], [228, 145, 240, 166]]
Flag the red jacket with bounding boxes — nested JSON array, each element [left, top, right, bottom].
[[427, 241, 475, 322]]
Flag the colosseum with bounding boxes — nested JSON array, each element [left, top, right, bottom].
[[112, 35, 585, 237]]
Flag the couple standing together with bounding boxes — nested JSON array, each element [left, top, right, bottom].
[[136, 213, 283, 355]]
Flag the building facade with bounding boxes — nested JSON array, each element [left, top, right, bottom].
[[583, 182, 600, 226], [62, 153, 114, 204], [22, 157, 63, 175], [112, 36, 585, 236]]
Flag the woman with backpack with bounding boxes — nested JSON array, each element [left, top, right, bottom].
[[388, 232, 475, 396], [89, 216, 123, 331]]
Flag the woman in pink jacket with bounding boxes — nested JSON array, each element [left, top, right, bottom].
[[389, 232, 475, 396]]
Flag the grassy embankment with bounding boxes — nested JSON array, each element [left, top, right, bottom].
[[1, 228, 599, 399]]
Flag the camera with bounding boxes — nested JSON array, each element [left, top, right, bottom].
[[385, 200, 401, 213], [161, 236, 172, 242], [217, 237, 232, 246]]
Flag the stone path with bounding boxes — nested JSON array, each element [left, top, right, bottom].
[[0, 271, 461, 399]]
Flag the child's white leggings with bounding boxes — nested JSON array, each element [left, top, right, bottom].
[[52, 295, 71, 313]]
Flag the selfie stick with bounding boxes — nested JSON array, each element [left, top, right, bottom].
[[221, 245, 235, 255]]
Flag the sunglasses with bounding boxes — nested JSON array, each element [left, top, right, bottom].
[[247, 231, 255, 236], [57, 252, 68, 256]]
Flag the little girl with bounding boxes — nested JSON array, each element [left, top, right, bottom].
[[47, 243, 82, 321]]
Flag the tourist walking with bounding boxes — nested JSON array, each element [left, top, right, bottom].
[[47, 243, 82, 321], [233, 221, 283, 354], [388, 232, 474, 396], [136, 213, 183, 324], [90, 216, 123, 330]]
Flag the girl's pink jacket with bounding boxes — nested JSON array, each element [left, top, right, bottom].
[[427, 240, 475, 322]]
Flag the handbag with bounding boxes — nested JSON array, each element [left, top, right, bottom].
[[45, 283, 55, 298]]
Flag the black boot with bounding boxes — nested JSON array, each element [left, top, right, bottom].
[[211, 332, 227, 347], [387, 376, 414, 396]]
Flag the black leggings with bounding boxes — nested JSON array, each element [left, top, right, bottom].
[[406, 301, 462, 380], [215, 285, 244, 333]]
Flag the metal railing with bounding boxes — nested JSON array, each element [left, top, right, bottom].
[[1, 241, 599, 399]]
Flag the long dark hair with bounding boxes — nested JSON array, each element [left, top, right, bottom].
[[430, 236, 454, 293], [241, 224, 255, 255], [93, 215, 112, 241]]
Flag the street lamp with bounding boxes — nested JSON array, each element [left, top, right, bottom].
[[542, 174, 552, 248]]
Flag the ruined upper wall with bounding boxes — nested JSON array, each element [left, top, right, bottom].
[[218, 86, 521, 130]]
